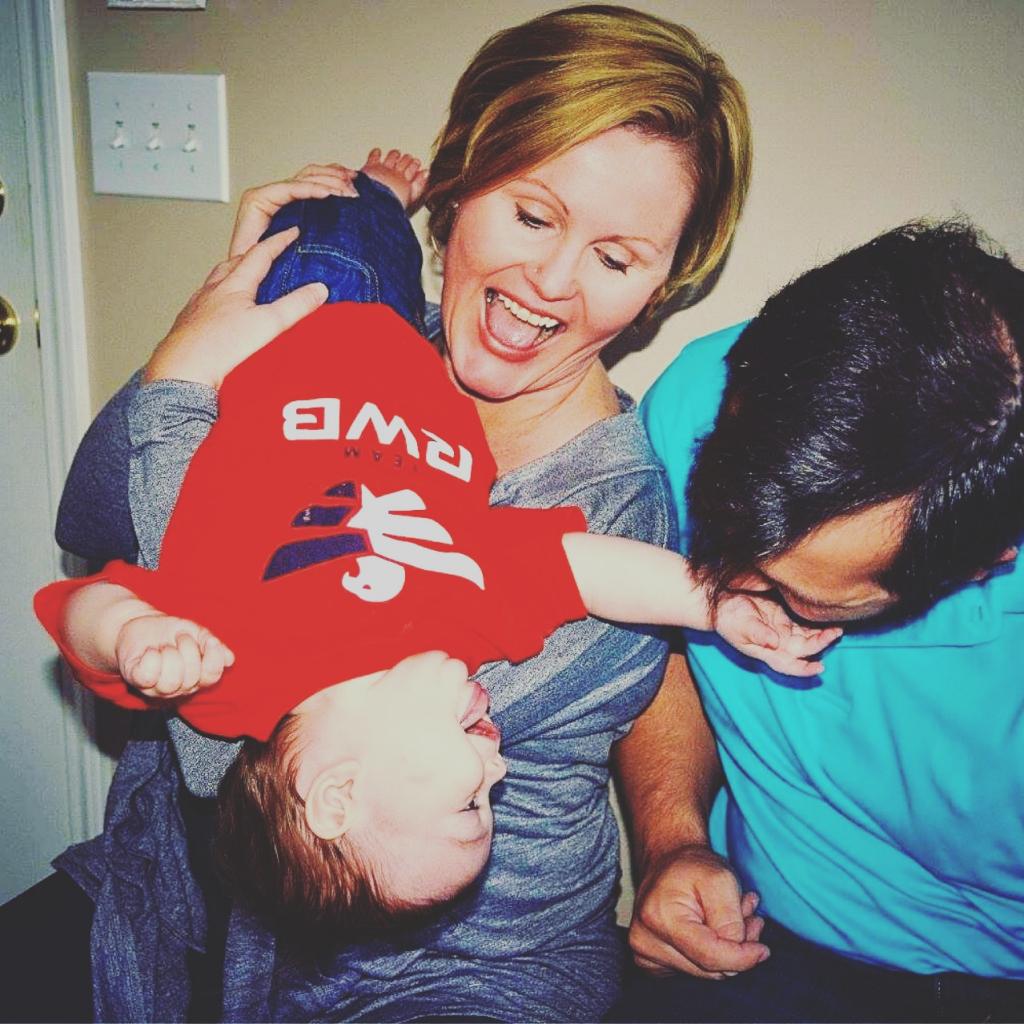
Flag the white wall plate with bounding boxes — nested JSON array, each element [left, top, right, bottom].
[[87, 71, 228, 201], [107, 1, 207, 9]]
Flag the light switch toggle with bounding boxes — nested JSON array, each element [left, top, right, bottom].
[[145, 122, 163, 151], [109, 120, 128, 149], [182, 123, 199, 153]]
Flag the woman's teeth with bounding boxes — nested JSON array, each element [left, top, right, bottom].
[[486, 289, 560, 340]]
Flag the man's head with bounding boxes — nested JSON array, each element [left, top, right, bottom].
[[687, 221, 1024, 624], [216, 651, 507, 941]]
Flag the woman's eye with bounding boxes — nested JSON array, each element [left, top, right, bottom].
[[597, 249, 629, 275], [464, 795, 481, 812], [515, 205, 549, 230]]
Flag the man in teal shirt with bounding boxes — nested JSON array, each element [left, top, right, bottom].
[[616, 222, 1024, 1022]]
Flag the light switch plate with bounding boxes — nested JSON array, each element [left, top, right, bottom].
[[87, 71, 228, 201], [107, 1, 206, 8]]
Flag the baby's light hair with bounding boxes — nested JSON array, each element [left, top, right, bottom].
[[425, 3, 751, 317], [215, 715, 447, 945]]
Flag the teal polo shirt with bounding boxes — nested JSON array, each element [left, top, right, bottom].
[[641, 323, 1024, 978]]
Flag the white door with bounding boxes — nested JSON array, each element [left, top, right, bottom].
[[0, 1, 86, 903]]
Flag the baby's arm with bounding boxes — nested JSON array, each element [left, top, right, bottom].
[[562, 532, 711, 629], [561, 533, 839, 677], [61, 581, 234, 699]]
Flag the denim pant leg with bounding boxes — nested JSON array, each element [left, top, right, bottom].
[[255, 172, 427, 335], [611, 918, 935, 1023]]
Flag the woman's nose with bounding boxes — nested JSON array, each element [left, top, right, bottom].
[[524, 243, 578, 303]]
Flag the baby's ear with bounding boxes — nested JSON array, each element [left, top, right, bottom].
[[303, 761, 363, 841]]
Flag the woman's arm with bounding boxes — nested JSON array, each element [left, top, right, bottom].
[[56, 373, 141, 563]]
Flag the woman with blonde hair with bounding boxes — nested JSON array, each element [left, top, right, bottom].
[[41, 5, 751, 1020]]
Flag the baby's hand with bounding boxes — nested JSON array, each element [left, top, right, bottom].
[[361, 147, 428, 211], [115, 613, 235, 699], [714, 593, 841, 677]]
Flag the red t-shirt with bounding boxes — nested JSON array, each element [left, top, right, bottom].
[[36, 304, 587, 740]]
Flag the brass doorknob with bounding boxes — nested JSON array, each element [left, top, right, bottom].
[[0, 296, 19, 356]]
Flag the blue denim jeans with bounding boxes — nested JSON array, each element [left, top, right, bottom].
[[611, 918, 1024, 1023], [255, 171, 427, 335]]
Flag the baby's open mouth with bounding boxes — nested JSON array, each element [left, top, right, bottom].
[[459, 682, 501, 743], [459, 681, 490, 729], [466, 715, 501, 743], [485, 288, 563, 349]]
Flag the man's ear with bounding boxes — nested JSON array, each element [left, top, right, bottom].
[[303, 761, 363, 841], [971, 545, 1019, 582]]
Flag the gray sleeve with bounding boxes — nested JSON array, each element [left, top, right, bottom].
[[127, 379, 218, 569], [55, 371, 141, 562], [127, 380, 243, 795]]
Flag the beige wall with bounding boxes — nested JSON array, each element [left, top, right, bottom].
[[68, 0, 1024, 408]]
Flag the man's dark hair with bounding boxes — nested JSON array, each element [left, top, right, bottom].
[[687, 220, 1024, 618]]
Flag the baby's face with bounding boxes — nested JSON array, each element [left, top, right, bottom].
[[304, 651, 508, 903]]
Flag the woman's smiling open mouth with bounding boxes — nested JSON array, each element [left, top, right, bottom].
[[484, 288, 564, 352]]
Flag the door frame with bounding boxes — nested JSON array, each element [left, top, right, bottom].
[[15, 0, 110, 841]]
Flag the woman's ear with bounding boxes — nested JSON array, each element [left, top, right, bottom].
[[303, 761, 363, 841]]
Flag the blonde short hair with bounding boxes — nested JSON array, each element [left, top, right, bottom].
[[425, 3, 752, 316]]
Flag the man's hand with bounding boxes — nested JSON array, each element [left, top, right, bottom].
[[715, 591, 841, 677], [144, 226, 328, 389], [115, 612, 235, 699], [629, 844, 769, 980]]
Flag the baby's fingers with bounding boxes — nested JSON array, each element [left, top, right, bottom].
[[126, 645, 187, 697], [172, 632, 203, 694], [126, 647, 164, 692], [153, 644, 188, 696], [197, 635, 234, 687], [778, 625, 842, 658], [761, 649, 826, 677]]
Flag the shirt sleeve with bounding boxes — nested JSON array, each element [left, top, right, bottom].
[[55, 371, 142, 563], [34, 567, 151, 712], [477, 504, 589, 664], [128, 379, 218, 570]]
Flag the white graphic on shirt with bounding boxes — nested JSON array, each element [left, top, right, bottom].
[[282, 398, 474, 484], [341, 485, 485, 602]]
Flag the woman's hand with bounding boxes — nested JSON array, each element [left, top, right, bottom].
[[144, 226, 328, 389], [229, 162, 358, 257]]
